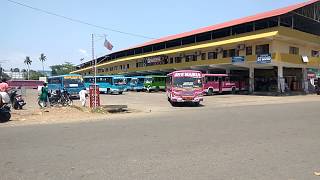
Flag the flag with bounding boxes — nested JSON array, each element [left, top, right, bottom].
[[104, 38, 114, 50]]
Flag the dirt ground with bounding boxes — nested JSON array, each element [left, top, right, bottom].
[[2, 89, 320, 126]]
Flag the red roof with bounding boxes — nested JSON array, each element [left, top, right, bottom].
[[127, 0, 318, 50]]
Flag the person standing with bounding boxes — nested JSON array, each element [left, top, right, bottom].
[[39, 83, 49, 108], [79, 88, 87, 107], [0, 78, 9, 92], [0, 78, 10, 104]]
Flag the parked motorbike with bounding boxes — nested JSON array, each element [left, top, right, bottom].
[[9, 90, 26, 110], [0, 93, 11, 123], [48, 89, 73, 106]]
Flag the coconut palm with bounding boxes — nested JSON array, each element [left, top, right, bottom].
[[24, 56, 32, 80], [39, 53, 47, 75]]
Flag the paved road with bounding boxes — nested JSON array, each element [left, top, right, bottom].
[[1, 101, 320, 180]]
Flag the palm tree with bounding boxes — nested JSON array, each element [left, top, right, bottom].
[[24, 56, 32, 80], [39, 53, 47, 75]]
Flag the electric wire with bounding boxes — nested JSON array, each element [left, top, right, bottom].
[[6, 0, 155, 40]]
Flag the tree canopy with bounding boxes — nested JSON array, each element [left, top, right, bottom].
[[50, 62, 76, 76]]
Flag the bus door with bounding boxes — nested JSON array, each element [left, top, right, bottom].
[[218, 77, 223, 93]]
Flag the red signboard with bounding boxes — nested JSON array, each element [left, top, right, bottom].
[[89, 84, 100, 108]]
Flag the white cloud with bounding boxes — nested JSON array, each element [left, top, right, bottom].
[[78, 49, 89, 57]]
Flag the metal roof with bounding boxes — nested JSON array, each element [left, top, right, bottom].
[[128, 0, 318, 50]]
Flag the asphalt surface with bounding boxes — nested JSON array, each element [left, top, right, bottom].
[[1, 100, 320, 180]]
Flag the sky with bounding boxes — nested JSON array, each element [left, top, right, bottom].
[[0, 0, 306, 71]]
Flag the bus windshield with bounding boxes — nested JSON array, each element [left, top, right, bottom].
[[173, 77, 202, 88], [114, 78, 126, 85], [144, 77, 152, 83], [64, 78, 82, 84], [83, 78, 93, 83]]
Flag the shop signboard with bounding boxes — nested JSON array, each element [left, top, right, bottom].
[[257, 54, 272, 64], [144, 55, 168, 66], [232, 56, 245, 64]]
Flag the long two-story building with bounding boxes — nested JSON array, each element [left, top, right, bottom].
[[72, 0, 320, 93]]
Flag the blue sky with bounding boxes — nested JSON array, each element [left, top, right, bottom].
[[0, 0, 305, 70]]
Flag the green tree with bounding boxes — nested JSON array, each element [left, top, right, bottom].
[[50, 62, 76, 76], [39, 53, 47, 75], [24, 70, 45, 80], [24, 56, 32, 80]]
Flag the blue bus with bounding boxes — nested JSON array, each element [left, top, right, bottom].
[[83, 75, 126, 94], [124, 77, 132, 91], [129, 76, 146, 91], [47, 74, 85, 98]]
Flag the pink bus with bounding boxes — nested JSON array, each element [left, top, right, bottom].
[[203, 74, 247, 95], [166, 70, 204, 106]]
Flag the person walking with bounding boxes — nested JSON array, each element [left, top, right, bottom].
[[79, 88, 87, 107], [39, 83, 49, 108]]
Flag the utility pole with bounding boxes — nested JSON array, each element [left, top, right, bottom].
[[92, 34, 97, 109]]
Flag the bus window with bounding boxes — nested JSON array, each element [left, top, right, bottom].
[[48, 77, 61, 84]]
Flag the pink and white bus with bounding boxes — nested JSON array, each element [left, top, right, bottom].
[[203, 74, 247, 95], [166, 70, 204, 106]]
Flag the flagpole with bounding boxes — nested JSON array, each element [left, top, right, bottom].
[[92, 33, 96, 109]]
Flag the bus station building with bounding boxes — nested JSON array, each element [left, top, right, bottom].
[[71, 0, 320, 93]]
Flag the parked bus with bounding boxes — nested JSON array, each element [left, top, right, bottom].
[[7, 80, 44, 89], [124, 77, 132, 91], [48, 74, 85, 98], [83, 75, 126, 94], [166, 70, 204, 106], [203, 74, 247, 95], [129, 76, 146, 91], [144, 75, 166, 92]]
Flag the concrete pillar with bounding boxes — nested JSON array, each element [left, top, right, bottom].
[[302, 68, 309, 93], [249, 65, 254, 93], [278, 66, 285, 93], [225, 69, 230, 75]]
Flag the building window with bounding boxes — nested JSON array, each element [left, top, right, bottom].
[[185, 55, 196, 62], [208, 52, 217, 59], [311, 50, 319, 57], [201, 53, 206, 60], [170, 57, 174, 64], [223, 50, 228, 58], [175, 57, 182, 63], [289, 46, 299, 55], [256, 44, 269, 55], [229, 49, 236, 57], [246, 46, 252, 55], [127, 64, 130, 69]]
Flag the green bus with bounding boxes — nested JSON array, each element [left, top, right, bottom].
[[144, 75, 166, 92]]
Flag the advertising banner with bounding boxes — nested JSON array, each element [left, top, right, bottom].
[[89, 84, 100, 108]]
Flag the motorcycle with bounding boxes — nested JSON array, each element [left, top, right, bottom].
[[48, 89, 73, 106], [9, 90, 26, 110], [0, 93, 11, 123]]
